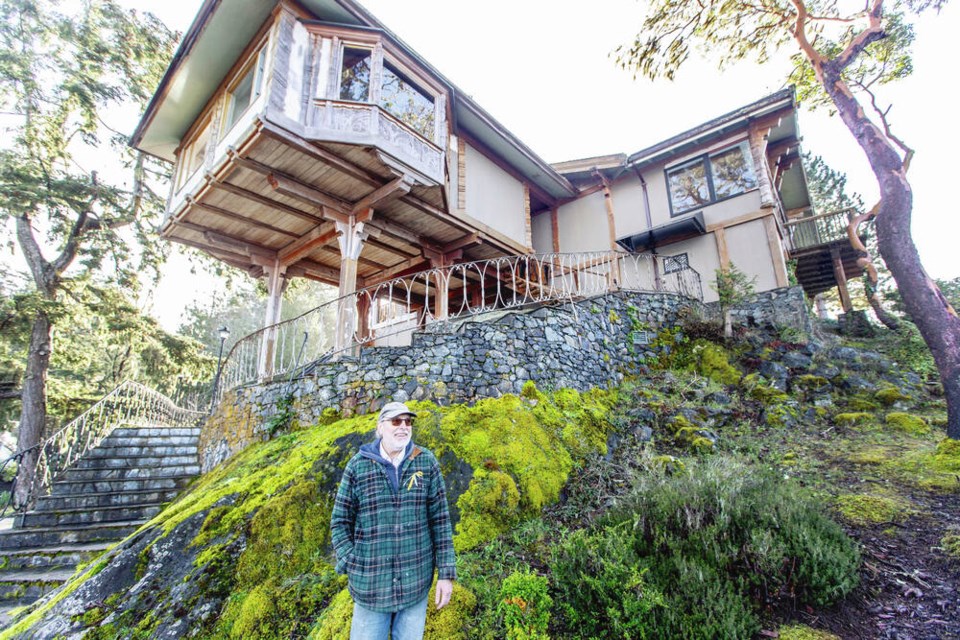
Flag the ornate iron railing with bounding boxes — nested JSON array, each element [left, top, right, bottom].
[[786, 208, 857, 251], [217, 251, 702, 400], [18, 380, 205, 510]]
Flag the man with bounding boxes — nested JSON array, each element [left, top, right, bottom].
[[330, 401, 456, 639]]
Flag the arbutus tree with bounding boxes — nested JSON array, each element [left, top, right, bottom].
[[0, 0, 176, 505], [616, 0, 959, 440]]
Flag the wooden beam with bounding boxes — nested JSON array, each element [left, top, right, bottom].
[[352, 175, 414, 214], [210, 180, 323, 225], [187, 199, 299, 238], [278, 223, 339, 267]]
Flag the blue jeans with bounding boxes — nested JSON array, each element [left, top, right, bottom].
[[350, 595, 429, 640]]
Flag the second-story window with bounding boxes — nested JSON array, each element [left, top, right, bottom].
[[380, 61, 434, 138], [666, 141, 757, 216], [225, 48, 266, 132], [340, 47, 372, 102]]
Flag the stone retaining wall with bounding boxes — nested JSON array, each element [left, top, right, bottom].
[[200, 286, 810, 471]]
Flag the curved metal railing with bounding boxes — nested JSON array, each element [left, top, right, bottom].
[[16, 380, 206, 511], [217, 251, 701, 401]]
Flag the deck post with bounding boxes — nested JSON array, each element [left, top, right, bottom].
[[258, 260, 288, 378]]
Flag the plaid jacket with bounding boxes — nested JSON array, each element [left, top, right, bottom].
[[330, 439, 457, 612]]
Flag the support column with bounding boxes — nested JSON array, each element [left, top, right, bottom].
[[258, 260, 288, 378], [832, 246, 853, 313], [334, 218, 369, 355]]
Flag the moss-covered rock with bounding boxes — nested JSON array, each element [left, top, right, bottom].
[[885, 412, 930, 435]]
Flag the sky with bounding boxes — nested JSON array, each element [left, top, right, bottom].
[[49, 0, 960, 329]]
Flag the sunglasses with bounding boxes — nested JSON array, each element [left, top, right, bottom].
[[388, 417, 413, 427]]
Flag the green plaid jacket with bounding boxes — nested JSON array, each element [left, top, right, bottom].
[[330, 440, 457, 612]]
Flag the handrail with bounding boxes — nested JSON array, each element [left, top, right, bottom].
[[216, 251, 703, 402], [15, 380, 205, 512]]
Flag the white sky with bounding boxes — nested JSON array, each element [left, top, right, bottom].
[[36, 1, 960, 330]]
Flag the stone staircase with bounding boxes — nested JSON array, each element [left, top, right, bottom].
[[0, 425, 201, 619]]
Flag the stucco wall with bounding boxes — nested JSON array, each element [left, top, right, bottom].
[[463, 143, 527, 243], [200, 286, 811, 471]]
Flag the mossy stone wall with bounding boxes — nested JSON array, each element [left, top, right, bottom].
[[201, 287, 809, 471]]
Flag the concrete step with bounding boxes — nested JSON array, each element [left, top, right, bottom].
[[107, 427, 200, 439], [85, 444, 198, 458], [0, 542, 109, 571], [49, 475, 195, 496], [98, 434, 199, 448], [71, 454, 198, 470], [19, 504, 163, 528], [0, 568, 76, 605], [59, 464, 200, 482], [0, 521, 146, 550], [35, 488, 182, 512]]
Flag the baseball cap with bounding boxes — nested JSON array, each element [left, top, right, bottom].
[[378, 401, 417, 422]]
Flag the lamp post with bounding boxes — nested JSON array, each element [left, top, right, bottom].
[[210, 326, 230, 413]]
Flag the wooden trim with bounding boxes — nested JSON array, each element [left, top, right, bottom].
[[763, 214, 790, 287], [523, 184, 533, 249], [550, 208, 560, 253], [457, 136, 467, 211], [714, 227, 730, 270]]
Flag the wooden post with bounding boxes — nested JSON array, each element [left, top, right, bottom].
[[334, 218, 369, 356], [258, 259, 288, 378], [832, 246, 853, 313]]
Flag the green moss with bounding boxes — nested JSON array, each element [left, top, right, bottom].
[[885, 412, 930, 435], [309, 581, 476, 640], [875, 387, 910, 406], [835, 493, 910, 526], [779, 624, 841, 640], [833, 412, 874, 426]]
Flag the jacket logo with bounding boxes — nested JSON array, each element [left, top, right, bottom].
[[406, 471, 423, 490]]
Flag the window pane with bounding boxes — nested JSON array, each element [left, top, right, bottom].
[[226, 66, 255, 130], [667, 161, 710, 213], [340, 47, 371, 102], [711, 144, 757, 199], [380, 62, 435, 138]]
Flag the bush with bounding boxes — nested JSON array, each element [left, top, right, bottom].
[[497, 569, 552, 639], [550, 524, 663, 639], [569, 458, 862, 638]]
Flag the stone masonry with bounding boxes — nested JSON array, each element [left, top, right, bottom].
[[200, 287, 811, 471]]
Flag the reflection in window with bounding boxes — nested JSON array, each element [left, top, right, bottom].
[[667, 160, 710, 213], [379, 62, 435, 138], [340, 47, 372, 102], [666, 141, 758, 215], [663, 253, 690, 274], [225, 49, 265, 132], [711, 144, 757, 199]]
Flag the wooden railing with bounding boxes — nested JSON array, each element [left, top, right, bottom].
[[785, 208, 856, 251]]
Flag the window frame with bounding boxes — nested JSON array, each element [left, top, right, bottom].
[[223, 46, 267, 135], [665, 141, 758, 217]]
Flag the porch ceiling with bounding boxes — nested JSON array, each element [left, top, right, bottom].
[[161, 123, 524, 288]]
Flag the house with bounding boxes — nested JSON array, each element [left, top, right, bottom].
[[132, 0, 859, 377]]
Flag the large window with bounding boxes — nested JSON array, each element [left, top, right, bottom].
[[380, 61, 435, 138], [666, 142, 757, 215], [224, 48, 266, 132]]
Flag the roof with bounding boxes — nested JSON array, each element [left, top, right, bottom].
[[131, 0, 576, 200]]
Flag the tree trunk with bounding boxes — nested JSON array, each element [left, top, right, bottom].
[[14, 309, 52, 507], [823, 68, 960, 440]]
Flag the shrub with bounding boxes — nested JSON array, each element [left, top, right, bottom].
[[497, 569, 552, 640], [550, 524, 663, 639], [577, 458, 861, 638]]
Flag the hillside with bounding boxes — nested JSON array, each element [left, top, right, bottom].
[[2, 322, 958, 639]]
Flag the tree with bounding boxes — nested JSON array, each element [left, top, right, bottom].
[[616, 0, 960, 440], [0, 0, 176, 504], [713, 263, 756, 338]]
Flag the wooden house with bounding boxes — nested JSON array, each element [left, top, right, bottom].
[[133, 0, 858, 360]]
